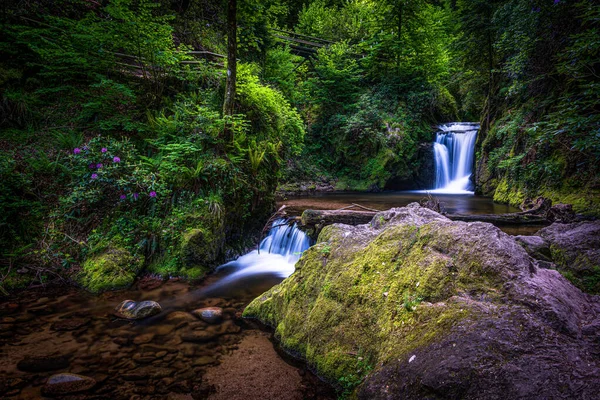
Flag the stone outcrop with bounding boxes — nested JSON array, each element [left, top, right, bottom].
[[244, 204, 600, 399], [517, 221, 600, 294]]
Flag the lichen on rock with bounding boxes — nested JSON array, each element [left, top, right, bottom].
[[244, 203, 600, 398]]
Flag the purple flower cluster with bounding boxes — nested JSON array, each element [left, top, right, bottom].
[[113, 156, 121, 163], [149, 191, 157, 198], [73, 148, 81, 154], [91, 173, 98, 180]]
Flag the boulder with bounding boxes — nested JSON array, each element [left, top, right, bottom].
[[115, 300, 162, 320], [191, 307, 223, 324], [537, 221, 600, 294], [41, 373, 96, 397], [244, 203, 600, 399]]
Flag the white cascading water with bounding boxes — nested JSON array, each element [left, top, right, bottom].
[[431, 122, 479, 194], [212, 218, 311, 285]]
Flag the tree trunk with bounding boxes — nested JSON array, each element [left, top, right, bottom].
[[222, 0, 237, 141]]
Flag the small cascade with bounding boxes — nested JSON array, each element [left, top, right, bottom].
[[210, 219, 311, 288], [259, 219, 311, 263], [432, 122, 479, 194]]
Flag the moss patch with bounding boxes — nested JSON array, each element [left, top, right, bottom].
[[77, 247, 143, 293], [146, 210, 226, 280]]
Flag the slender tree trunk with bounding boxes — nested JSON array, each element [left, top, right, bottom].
[[223, 0, 237, 142]]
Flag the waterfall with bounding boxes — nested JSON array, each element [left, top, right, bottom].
[[258, 219, 311, 263], [432, 122, 479, 194], [213, 218, 311, 285]]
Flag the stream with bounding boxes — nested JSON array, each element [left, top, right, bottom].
[[0, 192, 546, 399], [0, 221, 333, 400]]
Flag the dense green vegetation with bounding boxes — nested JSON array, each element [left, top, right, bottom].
[[1, 0, 598, 292]]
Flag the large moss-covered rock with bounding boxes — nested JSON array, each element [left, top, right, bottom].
[[244, 204, 600, 398], [77, 247, 143, 293]]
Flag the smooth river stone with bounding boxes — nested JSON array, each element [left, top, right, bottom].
[[41, 373, 96, 396], [191, 307, 223, 324], [181, 330, 219, 343], [114, 300, 161, 320], [17, 354, 70, 372]]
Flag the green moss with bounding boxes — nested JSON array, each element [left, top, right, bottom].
[[549, 244, 600, 294], [244, 219, 511, 392], [492, 177, 527, 206], [146, 210, 225, 280], [77, 247, 143, 293]]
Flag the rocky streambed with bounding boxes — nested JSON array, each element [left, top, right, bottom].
[[0, 278, 334, 399], [245, 203, 600, 399]]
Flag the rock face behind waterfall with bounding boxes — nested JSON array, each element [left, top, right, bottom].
[[243, 204, 600, 399]]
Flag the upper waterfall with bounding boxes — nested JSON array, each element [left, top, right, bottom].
[[431, 122, 479, 194]]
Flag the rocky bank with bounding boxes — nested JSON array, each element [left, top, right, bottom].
[[244, 203, 600, 399]]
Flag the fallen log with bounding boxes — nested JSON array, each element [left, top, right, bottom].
[[301, 209, 376, 227], [446, 213, 549, 225], [300, 209, 550, 228]]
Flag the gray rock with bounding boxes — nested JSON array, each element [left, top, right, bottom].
[[41, 373, 95, 397], [191, 307, 223, 324], [537, 221, 600, 293], [114, 300, 162, 320], [514, 235, 552, 262]]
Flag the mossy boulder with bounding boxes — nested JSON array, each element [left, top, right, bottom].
[[244, 203, 600, 398], [77, 247, 143, 293]]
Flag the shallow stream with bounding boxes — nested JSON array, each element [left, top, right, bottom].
[[0, 192, 542, 399]]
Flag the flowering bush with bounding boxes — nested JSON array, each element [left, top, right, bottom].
[[65, 136, 169, 211]]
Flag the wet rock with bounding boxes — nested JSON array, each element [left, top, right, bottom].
[[181, 330, 219, 343], [0, 378, 26, 396], [133, 353, 155, 364], [152, 324, 175, 336], [191, 307, 223, 324], [133, 333, 155, 345], [122, 367, 173, 381], [165, 311, 196, 324], [17, 354, 70, 372], [245, 204, 600, 399], [51, 317, 90, 331], [41, 373, 96, 396], [193, 356, 217, 366], [115, 300, 162, 320]]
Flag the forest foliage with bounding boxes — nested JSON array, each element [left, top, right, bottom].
[[1, 0, 598, 292]]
